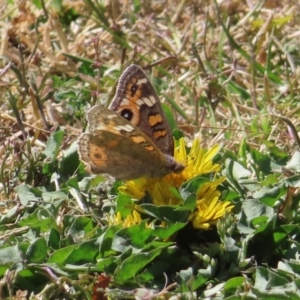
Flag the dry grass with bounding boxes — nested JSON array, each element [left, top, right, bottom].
[[0, 1, 298, 197], [1, 0, 300, 155], [1, 0, 300, 297]]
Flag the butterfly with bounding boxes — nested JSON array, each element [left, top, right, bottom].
[[78, 64, 184, 180]]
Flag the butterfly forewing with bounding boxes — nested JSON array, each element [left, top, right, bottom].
[[109, 64, 174, 156]]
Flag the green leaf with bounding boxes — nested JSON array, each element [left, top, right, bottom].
[[225, 159, 252, 180], [177, 267, 194, 292], [140, 204, 189, 224], [15, 184, 42, 206], [179, 176, 210, 211], [223, 276, 246, 296], [64, 239, 99, 264], [26, 237, 48, 263], [43, 127, 64, 160], [115, 247, 164, 282], [51, 0, 63, 11], [250, 148, 271, 174], [237, 200, 274, 234], [264, 140, 289, 164], [32, 0, 42, 9], [0, 245, 23, 265], [254, 266, 289, 291], [172, 128, 185, 140], [286, 151, 300, 172], [254, 186, 286, 206], [49, 240, 99, 264], [151, 222, 186, 239], [0, 205, 19, 224], [261, 174, 279, 186], [78, 175, 106, 192], [48, 245, 76, 264], [162, 103, 177, 131], [112, 222, 153, 252], [67, 216, 94, 242], [19, 208, 57, 231], [224, 159, 252, 196], [238, 137, 247, 163], [42, 127, 64, 175], [193, 266, 214, 290], [116, 192, 135, 218], [48, 228, 60, 250], [59, 142, 81, 178], [180, 176, 209, 200], [41, 190, 68, 202], [97, 225, 122, 258]]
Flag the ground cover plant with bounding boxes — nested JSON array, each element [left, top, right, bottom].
[[1, 0, 300, 299]]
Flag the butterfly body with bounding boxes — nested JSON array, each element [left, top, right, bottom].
[[78, 65, 184, 180]]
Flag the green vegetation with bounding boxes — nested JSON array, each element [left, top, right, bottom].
[[1, 0, 300, 299]]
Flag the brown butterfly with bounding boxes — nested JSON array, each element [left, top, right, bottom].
[[78, 65, 184, 180]]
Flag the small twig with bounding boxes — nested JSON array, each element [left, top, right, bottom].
[[27, 21, 41, 67], [0, 62, 12, 77], [7, 91, 27, 140], [29, 79, 50, 130], [269, 107, 300, 149], [147, 56, 178, 69], [40, 0, 49, 20], [192, 44, 206, 75]]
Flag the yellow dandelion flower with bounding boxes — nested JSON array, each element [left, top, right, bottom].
[[196, 177, 225, 200], [116, 138, 234, 229], [106, 210, 143, 227], [123, 210, 143, 227], [173, 138, 221, 185], [119, 138, 222, 206], [119, 175, 182, 206], [189, 196, 234, 229], [188, 177, 234, 229], [106, 212, 123, 225]]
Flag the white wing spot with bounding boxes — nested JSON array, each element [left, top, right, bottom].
[[136, 98, 144, 106], [116, 124, 134, 132], [137, 78, 148, 85], [142, 96, 156, 107], [121, 98, 130, 105], [149, 95, 156, 105]]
